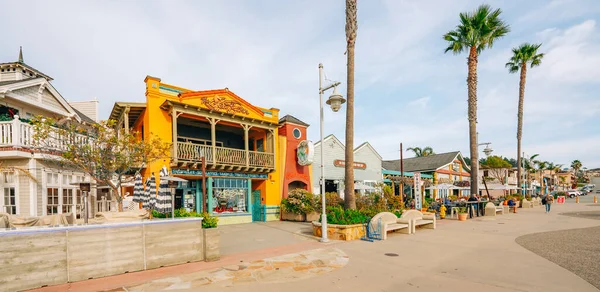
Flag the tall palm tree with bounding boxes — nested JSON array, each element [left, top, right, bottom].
[[406, 146, 435, 157], [506, 43, 544, 196], [444, 4, 510, 198], [344, 0, 358, 210]]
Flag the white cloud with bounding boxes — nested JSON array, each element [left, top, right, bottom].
[[408, 96, 431, 109]]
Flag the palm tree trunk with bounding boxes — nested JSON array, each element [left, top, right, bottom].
[[516, 63, 527, 198], [467, 46, 478, 198], [344, 0, 357, 210]]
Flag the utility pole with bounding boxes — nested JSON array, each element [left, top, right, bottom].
[[400, 143, 404, 205]]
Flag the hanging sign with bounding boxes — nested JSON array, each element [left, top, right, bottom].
[[297, 140, 314, 166], [414, 172, 422, 210], [333, 160, 367, 169]]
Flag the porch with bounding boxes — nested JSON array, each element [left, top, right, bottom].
[[165, 101, 278, 173], [0, 116, 89, 155]]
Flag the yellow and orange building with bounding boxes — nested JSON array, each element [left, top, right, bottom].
[[110, 76, 313, 224]]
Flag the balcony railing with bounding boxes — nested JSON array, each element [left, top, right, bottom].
[[0, 118, 90, 152], [176, 141, 274, 169]]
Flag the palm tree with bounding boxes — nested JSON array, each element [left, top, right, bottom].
[[406, 146, 435, 157], [535, 160, 548, 195], [506, 43, 544, 196], [571, 160, 582, 175], [344, 0, 358, 210], [444, 4, 510, 198], [523, 153, 539, 194]]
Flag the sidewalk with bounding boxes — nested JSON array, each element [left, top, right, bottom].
[[29, 203, 600, 292]]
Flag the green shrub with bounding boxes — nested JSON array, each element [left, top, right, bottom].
[[324, 206, 368, 225], [200, 212, 218, 228], [325, 192, 343, 208]]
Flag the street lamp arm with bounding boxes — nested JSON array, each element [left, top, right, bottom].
[[320, 81, 341, 93]]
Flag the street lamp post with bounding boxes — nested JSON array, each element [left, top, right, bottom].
[[318, 63, 345, 243], [475, 132, 493, 197]]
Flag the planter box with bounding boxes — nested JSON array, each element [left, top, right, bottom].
[[305, 212, 320, 222], [203, 227, 220, 262], [312, 221, 365, 241], [281, 211, 305, 222]]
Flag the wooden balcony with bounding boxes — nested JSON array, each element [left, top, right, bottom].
[[176, 141, 275, 172]]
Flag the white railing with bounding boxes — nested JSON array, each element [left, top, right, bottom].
[[176, 141, 275, 168], [0, 117, 90, 152]]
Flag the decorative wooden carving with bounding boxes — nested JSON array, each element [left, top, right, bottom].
[[201, 95, 249, 115]]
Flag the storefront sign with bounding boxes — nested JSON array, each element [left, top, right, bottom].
[[297, 140, 314, 166], [171, 169, 267, 179], [333, 160, 367, 169], [414, 172, 422, 210]]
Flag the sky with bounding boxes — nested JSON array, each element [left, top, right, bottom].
[[1, 0, 599, 168]]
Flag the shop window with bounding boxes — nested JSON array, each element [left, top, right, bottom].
[[212, 178, 248, 213], [47, 188, 59, 214], [2, 187, 16, 214]]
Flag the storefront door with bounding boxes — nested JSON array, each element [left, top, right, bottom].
[[252, 190, 263, 222]]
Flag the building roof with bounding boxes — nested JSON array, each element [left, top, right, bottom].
[[0, 80, 23, 86], [71, 107, 96, 124], [354, 142, 382, 160], [278, 114, 309, 127], [109, 102, 147, 126], [383, 151, 470, 173]]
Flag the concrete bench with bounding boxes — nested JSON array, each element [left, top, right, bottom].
[[370, 212, 411, 240], [400, 210, 435, 234], [521, 199, 533, 208], [484, 202, 497, 217]]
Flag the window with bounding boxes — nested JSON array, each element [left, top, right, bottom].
[[292, 128, 301, 139], [62, 189, 74, 213], [47, 188, 59, 214], [212, 179, 248, 213], [3, 187, 16, 214]]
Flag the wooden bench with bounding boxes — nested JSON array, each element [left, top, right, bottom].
[[370, 212, 411, 240], [400, 210, 435, 234]]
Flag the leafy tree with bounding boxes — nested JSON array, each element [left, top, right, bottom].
[[463, 157, 472, 166], [503, 157, 518, 168], [344, 0, 358, 210], [506, 43, 544, 195], [31, 118, 171, 211], [406, 146, 435, 157], [480, 156, 512, 184], [444, 4, 510, 197], [571, 160, 582, 175]]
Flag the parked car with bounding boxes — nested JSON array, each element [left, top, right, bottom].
[[596, 189, 600, 194], [565, 190, 579, 198]]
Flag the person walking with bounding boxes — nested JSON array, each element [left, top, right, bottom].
[[544, 193, 554, 213]]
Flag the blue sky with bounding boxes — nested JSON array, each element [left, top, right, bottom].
[[1, 0, 599, 168]]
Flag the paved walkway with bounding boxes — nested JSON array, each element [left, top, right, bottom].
[[28, 201, 600, 292]]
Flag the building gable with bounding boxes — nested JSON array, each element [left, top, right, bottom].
[[178, 89, 273, 122], [0, 78, 78, 119]]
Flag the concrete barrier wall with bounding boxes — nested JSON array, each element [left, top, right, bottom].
[[0, 218, 205, 291]]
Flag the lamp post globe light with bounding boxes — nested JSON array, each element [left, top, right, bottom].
[[319, 63, 345, 243]]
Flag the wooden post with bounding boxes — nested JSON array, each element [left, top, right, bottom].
[[171, 108, 178, 165], [242, 124, 251, 167], [202, 156, 207, 212], [208, 118, 219, 164]]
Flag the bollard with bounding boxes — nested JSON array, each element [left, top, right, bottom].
[[576, 196, 579, 204], [595, 196, 597, 204]]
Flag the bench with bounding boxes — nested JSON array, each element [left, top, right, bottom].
[[400, 210, 435, 234], [484, 202, 498, 217], [493, 202, 504, 215], [521, 199, 533, 208], [370, 212, 411, 240]]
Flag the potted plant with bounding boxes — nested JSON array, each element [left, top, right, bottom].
[[201, 212, 220, 262], [457, 207, 468, 221], [421, 199, 429, 212], [281, 189, 320, 222]]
